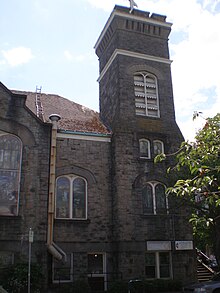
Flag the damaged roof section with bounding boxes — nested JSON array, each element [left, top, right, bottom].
[[12, 90, 110, 135]]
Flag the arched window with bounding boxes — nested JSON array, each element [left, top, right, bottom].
[[0, 132, 22, 216], [142, 184, 153, 214], [134, 72, 159, 117], [153, 140, 164, 156], [142, 182, 168, 215], [139, 139, 150, 159], [56, 175, 87, 219]]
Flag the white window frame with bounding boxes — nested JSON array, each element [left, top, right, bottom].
[[0, 131, 22, 216], [134, 72, 160, 118], [145, 251, 172, 279], [55, 175, 88, 220], [153, 140, 164, 156], [139, 138, 151, 159], [53, 253, 73, 283], [88, 252, 107, 291], [0, 251, 14, 268], [142, 182, 168, 215]]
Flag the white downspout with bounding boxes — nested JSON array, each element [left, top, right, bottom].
[[47, 114, 66, 262]]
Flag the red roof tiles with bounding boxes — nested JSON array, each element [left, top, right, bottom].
[[12, 90, 110, 135]]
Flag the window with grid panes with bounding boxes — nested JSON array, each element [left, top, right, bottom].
[[53, 254, 73, 282], [0, 132, 22, 216], [139, 139, 150, 159], [153, 140, 164, 156], [134, 72, 159, 117], [145, 252, 171, 279], [142, 182, 168, 215], [55, 175, 87, 219]]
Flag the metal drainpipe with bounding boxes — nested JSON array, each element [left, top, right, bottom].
[[47, 114, 66, 262]]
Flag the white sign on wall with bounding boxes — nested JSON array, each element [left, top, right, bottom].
[[175, 241, 193, 250], [146, 241, 171, 251]]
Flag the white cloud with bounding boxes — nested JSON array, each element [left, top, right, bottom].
[[87, 0, 126, 11], [0, 60, 6, 65], [202, 0, 220, 12], [170, 3, 220, 138], [2, 47, 34, 67], [178, 115, 206, 142], [64, 50, 93, 62]]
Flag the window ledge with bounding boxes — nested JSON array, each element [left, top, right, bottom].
[[0, 215, 22, 220], [55, 218, 91, 224], [141, 214, 170, 218]]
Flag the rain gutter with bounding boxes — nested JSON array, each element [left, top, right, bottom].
[[47, 114, 67, 262]]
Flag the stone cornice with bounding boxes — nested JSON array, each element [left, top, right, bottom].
[[97, 49, 172, 82]]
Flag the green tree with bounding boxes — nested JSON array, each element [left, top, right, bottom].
[[155, 113, 220, 265]]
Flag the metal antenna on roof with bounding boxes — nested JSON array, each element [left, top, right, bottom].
[[35, 86, 45, 121]]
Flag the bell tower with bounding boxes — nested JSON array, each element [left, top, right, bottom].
[[95, 5, 180, 134], [95, 5, 193, 283]]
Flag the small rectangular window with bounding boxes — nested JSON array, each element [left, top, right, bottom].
[[145, 252, 171, 279], [145, 253, 156, 278], [159, 252, 170, 278], [0, 251, 14, 268], [88, 253, 106, 292], [88, 254, 104, 274], [53, 254, 73, 283], [139, 139, 150, 159]]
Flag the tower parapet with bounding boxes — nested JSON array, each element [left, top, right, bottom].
[[95, 5, 172, 72]]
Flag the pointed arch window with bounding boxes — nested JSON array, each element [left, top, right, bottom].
[[142, 182, 168, 215], [139, 139, 150, 159], [0, 132, 22, 216], [134, 72, 159, 117], [153, 140, 164, 156], [56, 175, 87, 219]]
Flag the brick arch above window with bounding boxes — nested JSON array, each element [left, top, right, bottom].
[[133, 172, 167, 189], [0, 118, 36, 146], [56, 165, 96, 185], [126, 64, 163, 80]]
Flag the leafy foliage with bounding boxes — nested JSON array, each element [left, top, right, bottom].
[[0, 262, 44, 293], [155, 113, 220, 263], [107, 279, 182, 293], [59, 279, 91, 293]]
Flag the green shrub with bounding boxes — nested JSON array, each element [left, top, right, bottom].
[[107, 278, 182, 293], [60, 279, 90, 293], [107, 280, 128, 293], [0, 262, 44, 293], [144, 279, 182, 292]]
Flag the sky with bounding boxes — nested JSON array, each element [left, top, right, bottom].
[[1, 0, 220, 141]]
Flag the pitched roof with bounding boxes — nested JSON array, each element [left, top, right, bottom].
[[12, 90, 110, 135]]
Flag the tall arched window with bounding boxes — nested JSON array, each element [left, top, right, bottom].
[[142, 182, 168, 215], [142, 184, 154, 214], [134, 72, 159, 117], [56, 175, 87, 219], [153, 140, 164, 156], [139, 139, 150, 159], [0, 132, 22, 216]]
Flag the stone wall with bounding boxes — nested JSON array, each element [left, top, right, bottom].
[[0, 84, 51, 279]]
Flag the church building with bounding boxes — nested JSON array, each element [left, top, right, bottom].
[[0, 5, 195, 291]]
